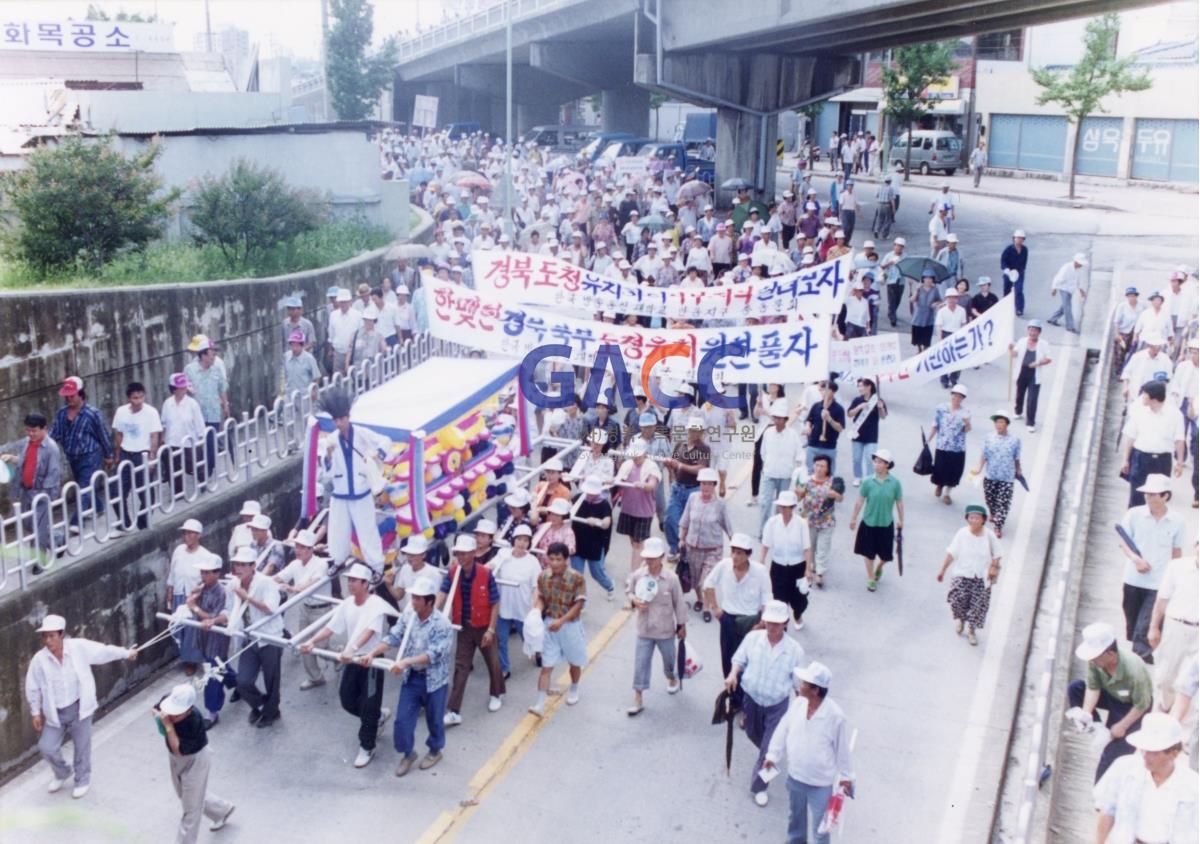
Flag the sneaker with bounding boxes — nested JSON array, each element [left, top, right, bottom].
[[566, 688, 580, 706], [1027, 425, 1036, 433], [666, 680, 680, 695], [47, 774, 71, 793], [1013, 411, 1023, 420], [606, 590, 614, 602], [299, 678, 326, 691], [528, 702, 545, 718], [394, 753, 417, 778], [71, 784, 90, 799], [444, 711, 463, 727], [354, 747, 375, 768], [377, 707, 391, 735], [419, 751, 443, 771], [247, 708, 263, 725], [867, 579, 877, 592], [203, 714, 220, 730], [210, 805, 235, 831], [793, 618, 805, 631], [487, 696, 503, 713], [754, 791, 769, 807]]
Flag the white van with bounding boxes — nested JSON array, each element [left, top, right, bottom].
[[889, 130, 963, 175]]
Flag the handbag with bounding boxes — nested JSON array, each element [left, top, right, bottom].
[[912, 428, 934, 476]]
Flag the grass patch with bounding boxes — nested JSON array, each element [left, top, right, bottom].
[[0, 219, 393, 289]]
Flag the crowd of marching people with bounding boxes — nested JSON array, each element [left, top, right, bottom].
[[16, 125, 1198, 843]]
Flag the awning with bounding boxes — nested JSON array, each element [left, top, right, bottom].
[[830, 87, 882, 104], [929, 98, 965, 115]]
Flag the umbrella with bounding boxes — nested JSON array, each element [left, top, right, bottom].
[[404, 167, 434, 184], [730, 200, 770, 234], [895, 527, 904, 577], [677, 179, 711, 201], [711, 688, 736, 776], [1015, 472, 1030, 492], [676, 637, 686, 692], [721, 177, 754, 191], [385, 243, 432, 261], [897, 256, 952, 284], [640, 213, 671, 232], [451, 170, 491, 191]]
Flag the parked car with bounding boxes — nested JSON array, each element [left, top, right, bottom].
[[579, 131, 636, 162], [520, 124, 598, 154], [635, 142, 715, 184], [596, 138, 653, 166], [889, 130, 962, 175]]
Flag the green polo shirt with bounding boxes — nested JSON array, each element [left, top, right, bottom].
[[1086, 648, 1153, 711], [860, 474, 902, 528]]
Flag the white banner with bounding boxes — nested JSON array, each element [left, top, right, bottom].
[[412, 95, 439, 130], [830, 334, 903, 377], [874, 296, 1015, 386], [425, 278, 832, 384], [613, 156, 649, 180], [1, 19, 174, 52], [471, 249, 852, 319]]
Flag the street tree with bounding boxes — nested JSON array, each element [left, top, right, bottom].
[[1031, 13, 1151, 199], [1, 136, 176, 275], [325, 0, 397, 121], [881, 41, 957, 182], [189, 159, 322, 271]]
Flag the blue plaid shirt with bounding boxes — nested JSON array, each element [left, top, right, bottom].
[[732, 629, 807, 707], [50, 403, 113, 460], [383, 608, 454, 692]]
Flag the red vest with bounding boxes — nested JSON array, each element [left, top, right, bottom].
[[447, 563, 495, 629]]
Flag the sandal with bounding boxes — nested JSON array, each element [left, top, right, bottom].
[[626, 705, 644, 717], [942, 494, 952, 505], [867, 578, 877, 592]]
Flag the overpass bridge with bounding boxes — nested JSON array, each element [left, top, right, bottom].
[[392, 0, 1163, 200]]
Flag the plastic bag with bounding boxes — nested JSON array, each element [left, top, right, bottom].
[[522, 609, 545, 658], [912, 428, 934, 476], [680, 639, 703, 678]]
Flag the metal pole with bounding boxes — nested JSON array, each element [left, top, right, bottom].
[[204, 0, 213, 52], [504, 3, 514, 239]]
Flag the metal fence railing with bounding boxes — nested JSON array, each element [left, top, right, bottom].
[[0, 334, 466, 593], [395, 0, 576, 62]]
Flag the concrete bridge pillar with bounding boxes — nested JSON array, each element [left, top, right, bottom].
[[601, 83, 649, 136], [715, 108, 778, 208]]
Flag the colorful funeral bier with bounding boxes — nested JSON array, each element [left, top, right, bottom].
[[301, 356, 534, 566]]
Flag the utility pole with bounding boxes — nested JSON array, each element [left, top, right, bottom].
[[204, 0, 213, 51], [504, 2, 513, 239], [320, 0, 331, 121]]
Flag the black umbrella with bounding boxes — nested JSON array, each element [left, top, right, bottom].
[[720, 177, 754, 191], [676, 637, 687, 692], [897, 256, 952, 284], [895, 527, 904, 577], [711, 689, 736, 776]]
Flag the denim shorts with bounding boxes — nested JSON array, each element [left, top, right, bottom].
[[542, 619, 588, 668]]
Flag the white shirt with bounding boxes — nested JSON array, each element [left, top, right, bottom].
[[1134, 306, 1174, 341], [111, 403, 163, 453], [46, 649, 81, 706], [323, 424, 390, 500], [765, 695, 854, 787], [761, 514, 811, 565], [394, 301, 416, 332], [228, 523, 254, 561], [372, 301, 398, 339], [327, 594, 391, 656], [928, 215, 949, 242], [1122, 349, 1174, 393], [703, 558, 771, 615], [1168, 359, 1198, 410], [160, 394, 206, 447], [760, 425, 803, 480], [1094, 752, 1199, 844], [1120, 505, 1184, 590], [327, 307, 363, 354], [1122, 403, 1185, 453], [1158, 556, 1199, 623], [945, 526, 1000, 579], [228, 571, 284, 638], [1051, 261, 1088, 294], [490, 550, 542, 620], [276, 556, 332, 605], [843, 295, 869, 328], [934, 303, 968, 334], [686, 245, 713, 272], [168, 543, 218, 594], [24, 638, 132, 727], [1113, 300, 1144, 333], [392, 560, 440, 609]]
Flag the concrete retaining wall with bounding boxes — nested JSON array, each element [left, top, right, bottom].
[[0, 246, 389, 447], [0, 458, 302, 780]]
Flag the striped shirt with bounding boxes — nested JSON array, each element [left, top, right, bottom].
[[732, 629, 807, 707], [384, 608, 455, 692], [50, 403, 113, 460]]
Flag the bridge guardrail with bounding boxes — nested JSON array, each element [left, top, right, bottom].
[[396, 0, 575, 62]]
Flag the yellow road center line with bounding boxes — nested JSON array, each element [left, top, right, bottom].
[[414, 605, 634, 844]]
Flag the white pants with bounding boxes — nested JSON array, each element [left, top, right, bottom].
[[328, 494, 383, 571], [1155, 617, 1199, 713], [169, 746, 233, 844]]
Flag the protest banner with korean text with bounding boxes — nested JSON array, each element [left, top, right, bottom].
[[470, 249, 852, 319], [830, 334, 903, 379], [873, 296, 1015, 386], [425, 278, 832, 384]]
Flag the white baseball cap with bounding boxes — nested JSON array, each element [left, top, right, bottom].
[[239, 500, 261, 517], [872, 448, 895, 466], [1143, 332, 1166, 346], [230, 546, 257, 564], [947, 233, 959, 243], [504, 490, 531, 509], [544, 458, 565, 472], [513, 523, 534, 538], [408, 577, 438, 598], [582, 476, 604, 496], [36, 614, 66, 633], [1073, 253, 1088, 265], [548, 498, 571, 516], [180, 518, 203, 534], [769, 398, 789, 418], [685, 415, 705, 430], [402, 535, 430, 554], [862, 240, 876, 249], [197, 556, 223, 572], [345, 562, 375, 581], [761, 600, 790, 624], [950, 384, 969, 397], [894, 237, 906, 246], [697, 467, 719, 483], [729, 532, 755, 551], [159, 683, 197, 716], [641, 536, 666, 558], [1075, 622, 1116, 661], [249, 514, 272, 531], [795, 661, 832, 688], [775, 490, 798, 508], [474, 519, 497, 535], [294, 529, 318, 548], [1013, 229, 1026, 238], [452, 535, 478, 553]]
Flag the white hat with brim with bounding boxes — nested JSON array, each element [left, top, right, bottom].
[[761, 600, 789, 624], [544, 458, 565, 472], [872, 448, 894, 466], [36, 614, 66, 633], [197, 557, 223, 572], [345, 563, 375, 581], [698, 468, 719, 483], [160, 683, 197, 716], [512, 524, 534, 539], [1127, 712, 1184, 752], [769, 398, 789, 418], [239, 501, 261, 517], [230, 546, 257, 565], [549, 498, 571, 516], [775, 490, 798, 508], [794, 661, 832, 688], [452, 535, 478, 553], [1075, 622, 1116, 661], [1143, 332, 1166, 346], [504, 491, 530, 509], [729, 532, 755, 551], [950, 384, 968, 397], [249, 514, 272, 531], [294, 529, 318, 548], [408, 577, 438, 598], [180, 518, 203, 534], [640, 536, 666, 558], [474, 519, 497, 535], [582, 476, 604, 496], [1136, 473, 1172, 495], [402, 535, 430, 554]]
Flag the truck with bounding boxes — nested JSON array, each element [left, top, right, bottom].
[[633, 142, 715, 184]]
